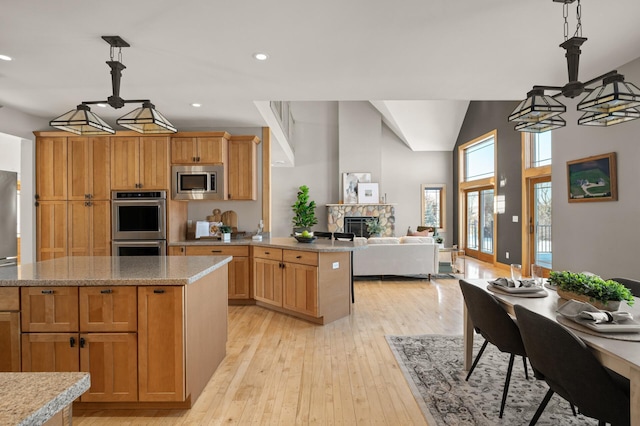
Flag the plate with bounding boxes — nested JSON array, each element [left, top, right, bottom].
[[581, 318, 640, 333], [294, 236, 317, 243], [488, 282, 546, 294]]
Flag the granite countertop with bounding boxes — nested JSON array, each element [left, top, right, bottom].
[[170, 237, 366, 253], [0, 256, 232, 287], [0, 372, 90, 426]]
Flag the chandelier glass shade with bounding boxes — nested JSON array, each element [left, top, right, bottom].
[[49, 36, 176, 135]]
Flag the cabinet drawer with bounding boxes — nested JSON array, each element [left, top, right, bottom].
[[21, 287, 79, 332], [0, 288, 19, 311], [253, 246, 283, 261], [186, 245, 249, 257], [79, 286, 137, 332], [283, 250, 318, 267]]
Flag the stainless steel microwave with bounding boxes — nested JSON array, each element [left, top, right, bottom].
[[172, 165, 225, 200]]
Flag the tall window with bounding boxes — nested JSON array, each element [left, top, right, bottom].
[[531, 132, 552, 167], [464, 136, 495, 181], [421, 184, 445, 229]]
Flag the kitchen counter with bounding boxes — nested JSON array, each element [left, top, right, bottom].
[[0, 255, 231, 287], [169, 236, 366, 253], [0, 372, 90, 426]]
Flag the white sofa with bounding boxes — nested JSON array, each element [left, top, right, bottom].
[[353, 236, 439, 279]]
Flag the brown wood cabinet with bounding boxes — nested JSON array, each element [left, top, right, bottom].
[[79, 286, 137, 332], [0, 288, 20, 372], [283, 257, 319, 317], [68, 200, 111, 257], [36, 201, 68, 261], [171, 136, 227, 164], [67, 136, 111, 201], [21, 287, 79, 332], [227, 136, 259, 200], [183, 245, 251, 300], [111, 136, 169, 190], [253, 247, 284, 307], [36, 136, 67, 201], [138, 286, 185, 402], [21, 332, 80, 372]]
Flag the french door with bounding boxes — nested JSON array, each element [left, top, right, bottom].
[[528, 177, 552, 272], [464, 187, 494, 263]]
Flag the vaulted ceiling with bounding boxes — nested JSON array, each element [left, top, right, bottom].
[[2, 1, 640, 165]]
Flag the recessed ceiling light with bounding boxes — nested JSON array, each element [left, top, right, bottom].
[[253, 52, 269, 61], [191, 103, 202, 108], [0, 54, 12, 61]]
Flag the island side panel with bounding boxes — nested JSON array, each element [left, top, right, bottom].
[[185, 264, 228, 404], [318, 251, 350, 324]]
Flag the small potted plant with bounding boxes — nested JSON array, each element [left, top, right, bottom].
[[433, 229, 444, 247], [291, 185, 318, 235], [219, 225, 232, 242], [366, 218, 385, 237], [548, 271, 634, 310]]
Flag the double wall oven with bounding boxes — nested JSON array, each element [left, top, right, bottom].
[[112, 190, 167, 256]]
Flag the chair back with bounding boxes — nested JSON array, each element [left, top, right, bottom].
[[458, 280, 525, 356], [313, 231, 333, 240], [514, 305, 630, 425], [607, 277, 640, 297], [333, 232, 355, 241]]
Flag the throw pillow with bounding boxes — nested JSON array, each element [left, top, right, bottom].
[[400, 236, 434, 244], [408, 229, 430, 237]]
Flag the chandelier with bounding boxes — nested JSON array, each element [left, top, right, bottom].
[[508, 0, 640, 133], [50, 36, 177, 135]]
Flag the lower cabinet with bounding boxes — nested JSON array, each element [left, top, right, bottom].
[[0, 288, 20, 372], [253, 256, 283, 307]]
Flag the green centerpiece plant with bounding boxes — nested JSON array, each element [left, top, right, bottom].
[[548, 270, 634, 309], [291, 185, 318, 234]]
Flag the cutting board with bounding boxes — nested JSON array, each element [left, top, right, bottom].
[[221, 210, 238, 231]]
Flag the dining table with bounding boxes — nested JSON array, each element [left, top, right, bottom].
[[462, 278, 640, 426]]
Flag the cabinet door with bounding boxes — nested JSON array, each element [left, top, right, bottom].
[[68, 200, 91, 257], [80, 332, 138, 402], [170, 137, 198, 164], [36, 137, 67, 200], [168, 246, 186, 256], [0, 312, 20, 372], [90, 136, 111, 200], [227, 138, 257, 200], [139, 137, 169, 189], [111, 137, 140, 190], [138, 286, 185, 402], [79, 286, 137, 332], [229, 257, 250, 299], [283, 262, 318, 317], [197, 137, 226, 164], [36, 200, 68, 261], [21, 332, 79, 372], [90, 200, 111, 256], [253, 258, 282, 307], [67, 136, 91, 201], [21, 287, 79, 332]]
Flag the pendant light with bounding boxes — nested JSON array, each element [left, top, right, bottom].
[[508, 0, 640, 133], [50, 36, 176, 135]]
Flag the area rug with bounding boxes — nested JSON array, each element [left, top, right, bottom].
[[386, 334, 589, 425]]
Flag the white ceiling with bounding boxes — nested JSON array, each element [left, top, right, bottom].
[[2, 0, 640, 165]]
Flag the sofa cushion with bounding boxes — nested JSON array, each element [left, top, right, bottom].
[[367, 237, 400, 245], [400, 236, 434, 244]]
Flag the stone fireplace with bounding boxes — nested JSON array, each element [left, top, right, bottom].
[[326, 203, 396, 237]]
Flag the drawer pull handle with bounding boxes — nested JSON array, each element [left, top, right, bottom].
[[153, 289, 165, 294], [211, 250, 222, 253], [41, 289, 54, 294], [100, 289, 113, 294], [265, 251, 270, 255], [70, 337, 76, 347], [296, 255, 302, 259]]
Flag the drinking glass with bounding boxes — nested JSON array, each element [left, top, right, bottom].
[[510, 264, 522, 283], [531, 264, 544, 287]]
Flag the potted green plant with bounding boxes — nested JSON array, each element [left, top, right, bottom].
[[366, 218, 385, 237], [219, 225, 232, 242], [548, 271, 635, 310], [291, 185, 318, 234], [433, 229, 444, 246]]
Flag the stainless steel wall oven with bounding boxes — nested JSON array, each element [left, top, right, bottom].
[[112, 190, 166, 256]]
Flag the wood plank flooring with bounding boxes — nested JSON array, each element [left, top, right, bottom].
[[74, 258, 502, 425]]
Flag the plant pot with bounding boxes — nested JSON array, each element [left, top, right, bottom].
[[557, 288, 621, 311]]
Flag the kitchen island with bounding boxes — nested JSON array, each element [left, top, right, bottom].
[[0, 256, 231, 410], [170, 237, 365, 324]]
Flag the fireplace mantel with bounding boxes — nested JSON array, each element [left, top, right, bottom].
[[327, 203, 396, 236]]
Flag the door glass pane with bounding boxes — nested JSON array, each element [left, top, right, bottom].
[[480, 189, 494, 254], [534, 181, 552, 268], [466, 192, 479, 250]]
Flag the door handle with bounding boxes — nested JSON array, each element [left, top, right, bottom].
[[41, 289, 54, 294], [80, 337, 86, 348], [100, 289, 113, 294], [153, 289, 165, 294], [70, 337, 76, 347]]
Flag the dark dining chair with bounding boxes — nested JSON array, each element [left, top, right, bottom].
[[313, 231, 333, 240], [332, 232, 356, 303], [458, 280, 529, 418], [607, 277, 640, 297], [514, 305, 630, 426]]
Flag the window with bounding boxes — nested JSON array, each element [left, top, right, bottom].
[[464, 135, 495, 181], [530, 132, 552, 167], [421, 184, 445, 229]]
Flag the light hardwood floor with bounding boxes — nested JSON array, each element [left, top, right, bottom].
[[74, 258, 503, 425]]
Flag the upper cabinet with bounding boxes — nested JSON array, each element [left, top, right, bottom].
[[68, 136, 111, 201], [227, 136, 259, 200], [170, 133, 229, 164], [111, 136, 169, 190], [36, 137, 68, 201]]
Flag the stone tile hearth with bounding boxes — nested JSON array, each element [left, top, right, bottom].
[[326, 203, 396, 237]]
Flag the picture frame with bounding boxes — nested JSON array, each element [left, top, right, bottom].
[[342, 172, 371, 204], [357, 182, 379, 204], [566, 152, 617, 203]]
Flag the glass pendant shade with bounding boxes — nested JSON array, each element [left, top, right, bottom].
[[514, 116, 566, 133], [49, 104, 115, 135], [508, 89, 566, 123], [578, 108, 640, 127], [116, 102, 177, 134], [577, 74, 640, 113]]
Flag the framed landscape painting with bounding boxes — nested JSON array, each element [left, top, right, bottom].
[[566, 152, 617, 203]]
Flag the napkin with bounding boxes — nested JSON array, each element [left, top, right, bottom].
[[557, 299, 634, 324], [490, 277, 537, 288]]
